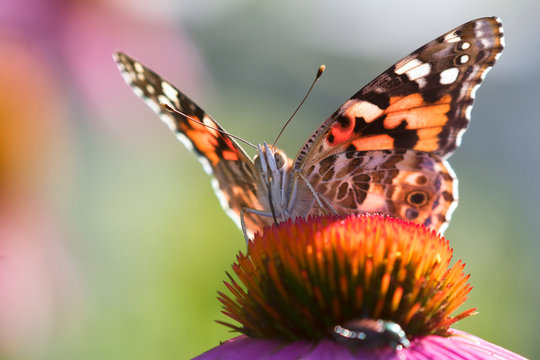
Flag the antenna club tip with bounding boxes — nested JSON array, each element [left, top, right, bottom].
[[317, 65, 326, 78], [160, 103, 173, 111]]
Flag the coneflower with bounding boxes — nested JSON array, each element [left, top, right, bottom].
[[195, 215, 525, 359]]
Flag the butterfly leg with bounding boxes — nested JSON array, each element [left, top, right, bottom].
[[295, 172, 338, 215], [240, 207, 275, 243], [318, 194, 339, 215]]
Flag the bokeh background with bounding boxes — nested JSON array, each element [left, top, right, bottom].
[[1, 0, 538, 359]]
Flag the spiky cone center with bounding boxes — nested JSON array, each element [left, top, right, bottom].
[[218, 214, 475, 342]]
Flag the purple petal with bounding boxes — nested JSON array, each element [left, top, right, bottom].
[[194, 329, 526, 360], [194, 336, 396, 359], [402, 329, 527, 360]]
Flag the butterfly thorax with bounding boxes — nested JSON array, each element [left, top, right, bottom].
[[252, 143, 296, 221], [253, 142, 322, 222]]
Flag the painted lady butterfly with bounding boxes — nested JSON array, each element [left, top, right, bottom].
[[114, 17, 504, 239]]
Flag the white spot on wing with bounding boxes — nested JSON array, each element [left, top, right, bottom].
[[162, 81, 178, 101], [157, 95, 171, 107], [479, 38, 492, 50], [439, 68, 459, 85], [132, 87, 144, 98], [470, 83, 481, 99], [198, 155, 213, 175], [438, 222, 449, 235], [159, 113, 176, 131], [175, 132, 194, 152], [415, 77, 427, 88], [454, 126, 467, 150], [211, 178, 242, 230], [177, 131, 213, 174], [144, 98, 161, 113], [394, 58, 423, 75], [202, 115, 214, 127], [464, 105, 472, 120], [460, 42, 471, 50], [480, 66, 493, 81], [343, 100, 383, 121], [119, 70, 136, 86], [444, 32, 461, 43], [360, 191, 387, 212], [405, 62, 431, 81], [134, 62, 144, 73], [458, 54, 470, 65], [443, 159, 459, 228]]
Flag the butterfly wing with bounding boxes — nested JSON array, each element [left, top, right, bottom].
[[114, 52, 268, 236], [295, 17, 504, 233], [301, 149, 457, 233]]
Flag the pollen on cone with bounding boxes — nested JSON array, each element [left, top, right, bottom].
[[217, 214, 474, 341]]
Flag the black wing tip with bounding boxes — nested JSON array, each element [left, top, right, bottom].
[[112, 50, 127, 62], [113, 51, 141, 68]]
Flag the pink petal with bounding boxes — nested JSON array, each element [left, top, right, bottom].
[[194, 329, 526, 360]]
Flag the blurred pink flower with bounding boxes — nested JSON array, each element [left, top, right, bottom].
[[0, 38, 80, 358], [58, 1, 208, 135], [0, 0, 210, 356], [0, 0, 207, 138]]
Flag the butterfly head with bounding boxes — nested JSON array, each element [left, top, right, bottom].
[[253, 142, 292, 217], [254, 142, 289, 180]]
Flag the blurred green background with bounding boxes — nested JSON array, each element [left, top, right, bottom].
[[0, 1, 538, 359]]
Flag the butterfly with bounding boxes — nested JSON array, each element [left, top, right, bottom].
[[114, 17, 504, 239]]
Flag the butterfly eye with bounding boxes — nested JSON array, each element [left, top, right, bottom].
[[274, 152, 286, 169], [253, 155, 262, 171]]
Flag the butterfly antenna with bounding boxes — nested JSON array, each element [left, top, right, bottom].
[[160, 103, 257, 149], [272, 65, 325, 148]]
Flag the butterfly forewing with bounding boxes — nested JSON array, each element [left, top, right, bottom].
[[114, 52, 271, 234], [295, 17, 504, 167]]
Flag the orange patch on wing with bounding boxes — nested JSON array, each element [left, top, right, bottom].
[[387, 93, 451, 111], [413, 127, 443, 152], [384, 94, 451, 130], [221, 136, 240, 161], [384, 104, 450, 129], [387, 93, 425, 111], [351, 134, 394, 151], [328, 115, 355, 146], [179, 118, 221, 165], [222, 150, 239, 161]]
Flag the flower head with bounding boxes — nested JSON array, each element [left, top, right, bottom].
[[196, 215, 526, 359], [218, 215, 473, 341]]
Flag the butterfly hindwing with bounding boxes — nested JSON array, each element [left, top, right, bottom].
[[304, 149, 456, 232]]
